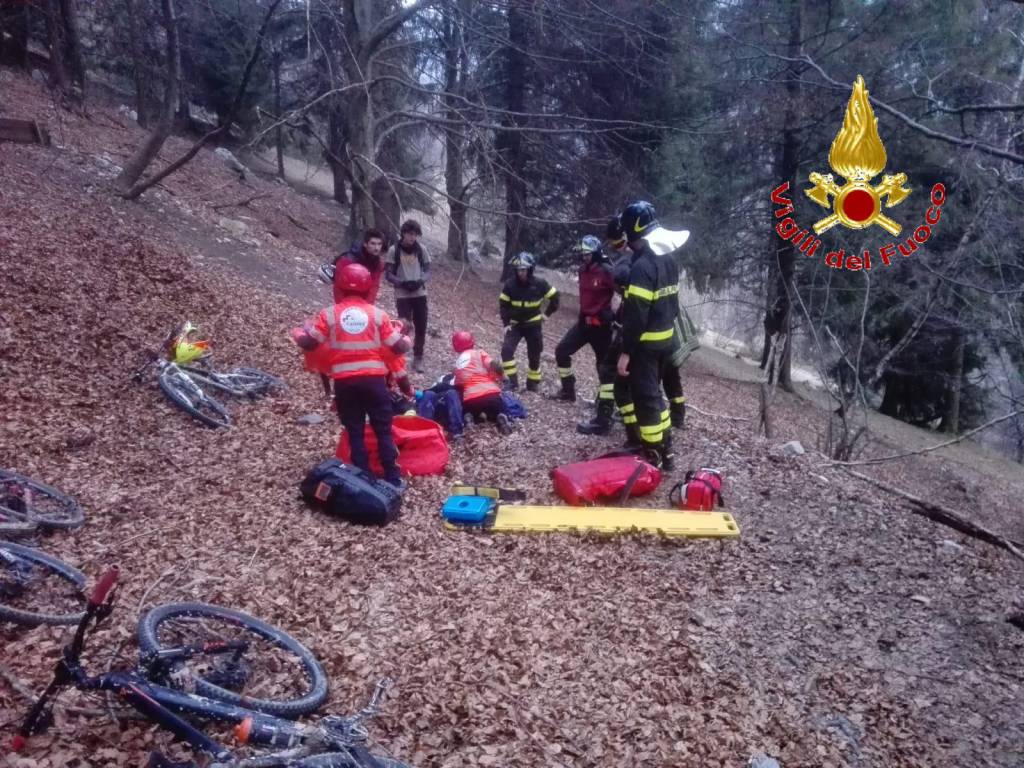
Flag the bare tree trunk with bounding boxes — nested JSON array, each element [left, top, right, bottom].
[[499, 3, 528, 278], [0, 1, 30, 68], [114, 0, 180, 194], [123, 0, 150, 126], [760, 0, 801, 391], [44, 0, 72, 99], [443, 7, 468, 262], [58, 0, 86, 101], [943, 325, 965, 434], [273, 50, 285, 178]]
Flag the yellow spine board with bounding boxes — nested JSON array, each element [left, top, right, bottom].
[[445, 504, 739, 538]]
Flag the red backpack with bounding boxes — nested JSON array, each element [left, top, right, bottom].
[[669, 468, 725, 511]]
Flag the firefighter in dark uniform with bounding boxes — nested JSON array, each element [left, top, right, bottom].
[[499, 251, 559, 391], [553, 235, 616, 403], [617, 201, 679, 470]]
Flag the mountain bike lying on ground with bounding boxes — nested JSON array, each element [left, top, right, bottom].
[[134, 322, 286, 429], [0, 468, 86, 537], [13, 567, 410, 768], [1, 470, 88, 626]]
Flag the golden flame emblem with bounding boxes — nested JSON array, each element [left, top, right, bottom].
[[805, 75, 911, 235]]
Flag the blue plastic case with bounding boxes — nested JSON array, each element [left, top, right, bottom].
[[441, 495, 494, 524]]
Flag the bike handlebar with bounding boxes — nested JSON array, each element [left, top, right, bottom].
[[89, 566, 120, 607]]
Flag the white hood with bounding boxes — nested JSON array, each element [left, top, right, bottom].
[[643, 225, 690, 256]]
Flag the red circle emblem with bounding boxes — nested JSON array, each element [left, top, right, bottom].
[[842, 189, 875, 222]]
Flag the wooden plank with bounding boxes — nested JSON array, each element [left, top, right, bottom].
[[0, 118, 50, 145]]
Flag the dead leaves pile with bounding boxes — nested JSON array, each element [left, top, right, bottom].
[[1, 67, 1023, 768]]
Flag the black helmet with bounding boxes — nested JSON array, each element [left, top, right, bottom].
[[605, 217, 626, 248], [571, 235, 603, 261], [509, 251, 536, 271], [618, 201, 659, 242]]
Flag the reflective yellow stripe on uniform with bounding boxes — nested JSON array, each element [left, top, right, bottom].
[[526, 369, 542, 381], [557, 367, 573, 378], [625, 284, 679, 302], [544, 287, 557, 299], [502, 360, 518, 372], [598, 384, 614, 399], [511, 299, 544, 308], [499, 293, 511, 302], [639, 328, 674, 342], [670, 396, 686, 404]]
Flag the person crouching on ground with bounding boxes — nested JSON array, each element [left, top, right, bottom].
[[451, 330, 512, 435], [293, 263, 408, 489]]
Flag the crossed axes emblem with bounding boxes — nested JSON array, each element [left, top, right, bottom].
[[805, 172, 912, 236]]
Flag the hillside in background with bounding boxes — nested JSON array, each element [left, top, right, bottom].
[[2, 68, 1023, 768]]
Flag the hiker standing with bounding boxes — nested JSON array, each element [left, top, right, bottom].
[[385, 219, 431, 373]]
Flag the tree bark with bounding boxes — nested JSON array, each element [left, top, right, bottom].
[[58, 0, 86, 100], [760, 0, 801, 390], [943, 325, 965, 434], [443, 6, 469, 262], [114, 0, 181, 195], [499, 3, 528, 278], [123, 0, 150, 126], [43, 0, 72, 99], [0, 2, 30, 68], [273, 49, 285, 178]]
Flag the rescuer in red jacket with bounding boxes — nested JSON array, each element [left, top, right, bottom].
[[554, 235, 617, 408], [451, 330, 513, 435], [294, 263, 409, 488]]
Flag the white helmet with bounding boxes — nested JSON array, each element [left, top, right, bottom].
[[317, 263, 335, 285]]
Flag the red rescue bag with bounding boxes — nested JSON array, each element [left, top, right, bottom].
[[669, 468, 725, 511], [551, 456, 661, 506], [337, 415, 449, 477]]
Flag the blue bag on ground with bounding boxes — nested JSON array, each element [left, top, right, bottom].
[[417, 389, 464, 436], [501, 392, 527, 419], [299, 458, 401, 526]]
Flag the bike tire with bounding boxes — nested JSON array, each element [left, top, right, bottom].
[[0, 520, 39, 539], [182, 366, 285, 398], [0, 542, 87, 627], [137, 602, 328, 718], [158, 369, 231, 429], [0, 469, 85, 530]]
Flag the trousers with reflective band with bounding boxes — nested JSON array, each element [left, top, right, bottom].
[[499, 276, 558, 326], [309, 297, 401, 380], [454, 349, 502, 402], [620, 242, 681, 354]]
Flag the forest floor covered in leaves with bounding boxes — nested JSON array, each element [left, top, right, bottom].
[[1, 70, 1023, 767]]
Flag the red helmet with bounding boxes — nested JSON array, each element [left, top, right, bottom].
[[337, 263, 372, 296], [452, 330, 475, 353]]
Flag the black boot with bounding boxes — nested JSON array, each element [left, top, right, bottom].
[[661, 431, 676, 472], [576, 400, 613, 435], [526, 376, 540, 393], [623, 423, 642, 451], [505, 373, 519, 391], [670, 399, 686, 429], [554, 375, 576, 402]]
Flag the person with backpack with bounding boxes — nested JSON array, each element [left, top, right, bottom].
[[499, 252, 559, 392], [293, 263, 408, 489], [617, 201, 682, 471], [333, 229, 387, 304], [553, 235, 617, 405], [451, 330, 512, 435], [384, 219, 431, 373]]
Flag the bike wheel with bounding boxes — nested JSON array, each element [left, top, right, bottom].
[[0, 542, 87, 626], [0, 469, 85, 530], [137, 603, 328, 718], [295, 754, 411, 768], [158, 369, 231, 428]]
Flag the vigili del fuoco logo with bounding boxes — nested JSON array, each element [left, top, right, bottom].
[[770, 75, 947, 271]]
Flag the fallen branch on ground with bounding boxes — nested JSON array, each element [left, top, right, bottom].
[[843, 468, 1024, 564], [286, 212, 309, 231], [819, 410, 1023, 468], [211, 193, 270, 211]]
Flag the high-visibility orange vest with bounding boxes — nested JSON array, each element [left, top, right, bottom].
[[453, 349, 502, 402], [308, 297, 401, 380]]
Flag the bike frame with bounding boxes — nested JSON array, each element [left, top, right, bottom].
[[14, 568, 392, 768]]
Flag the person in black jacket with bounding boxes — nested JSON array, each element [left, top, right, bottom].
[[616, 201, 680, 470], [499, 251, 559, 391]]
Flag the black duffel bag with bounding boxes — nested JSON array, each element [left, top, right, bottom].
[[299, 458, 401, 526]]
